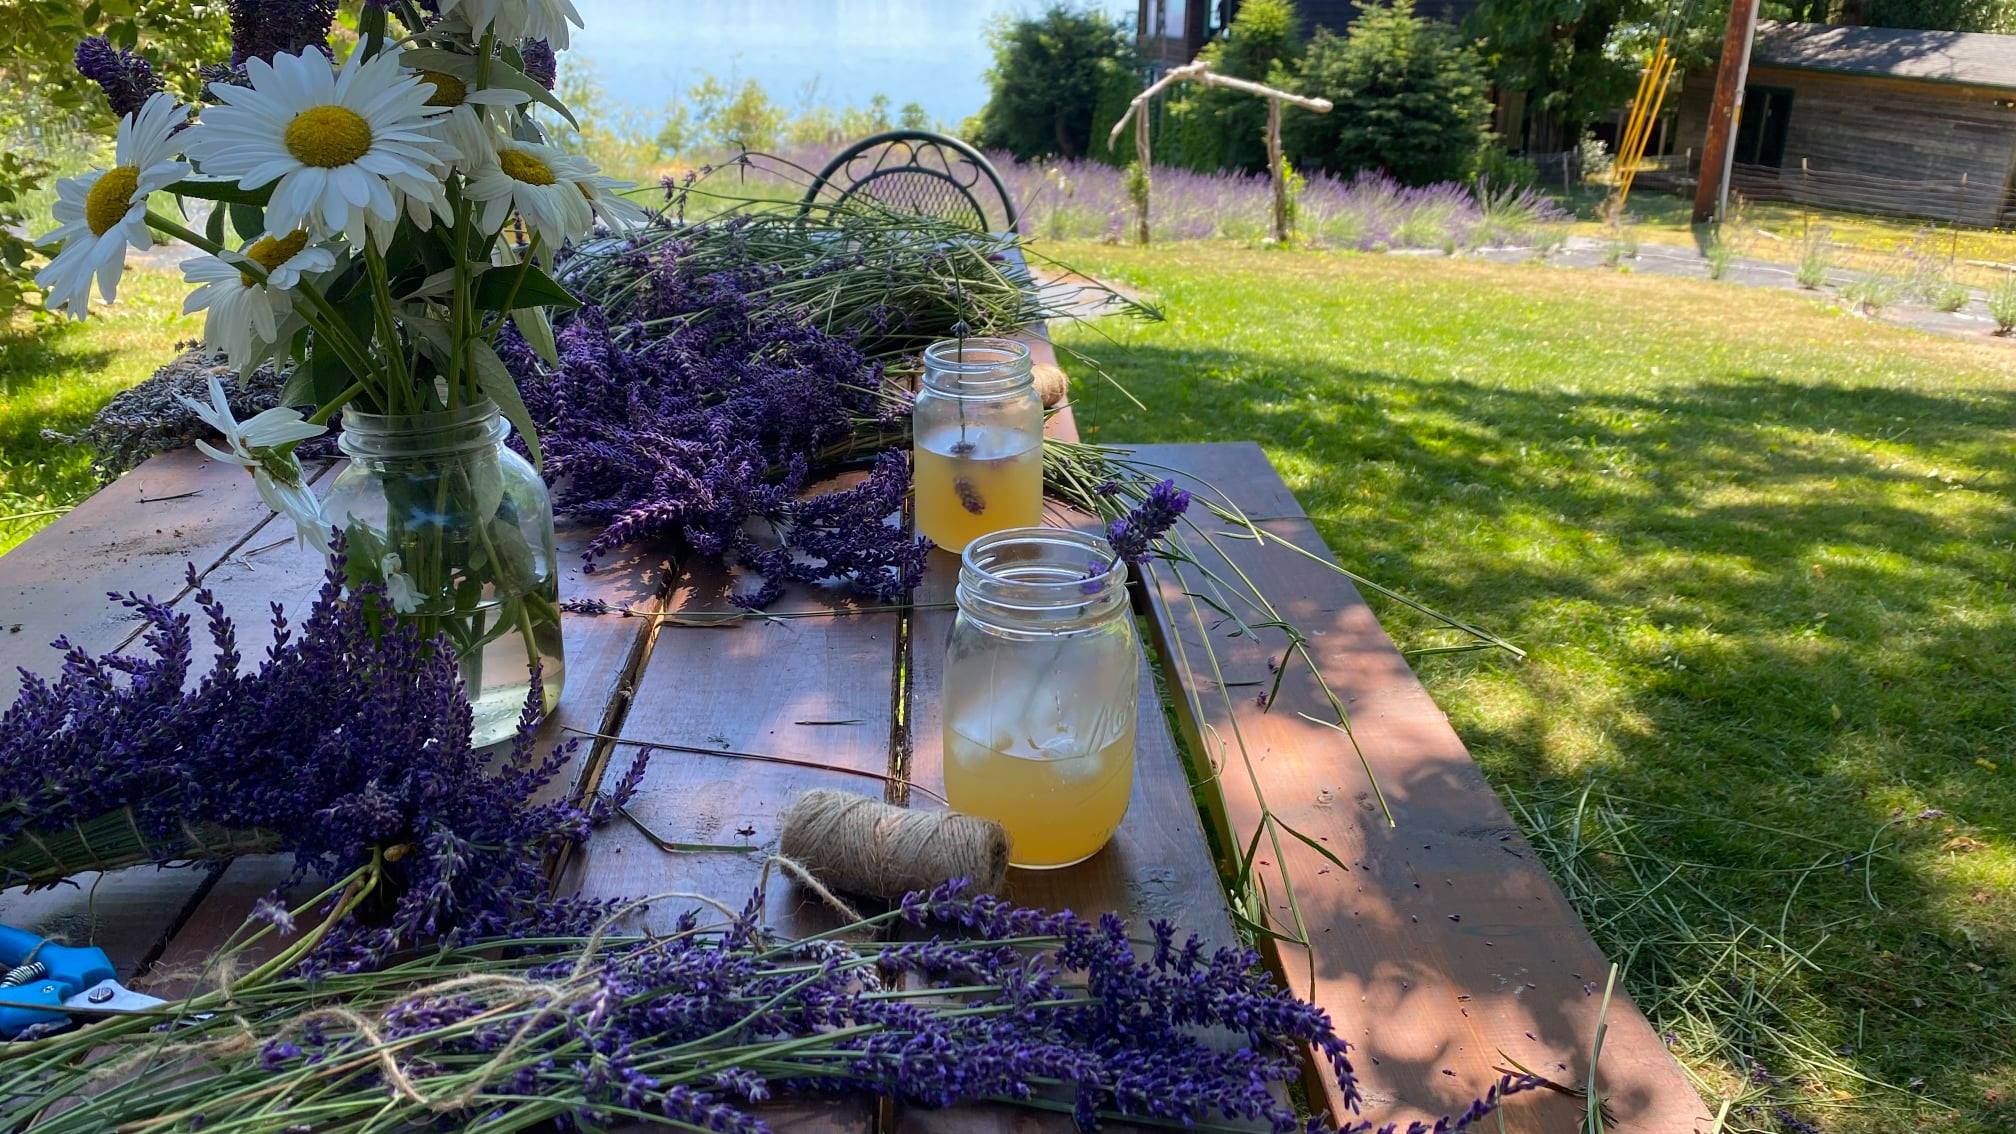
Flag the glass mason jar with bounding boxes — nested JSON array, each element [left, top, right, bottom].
[[324, 399, 565, 748], [942, 528, 1138, 869], [912, 336, 1045, 553]]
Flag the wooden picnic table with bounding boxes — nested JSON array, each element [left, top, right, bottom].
[[0, 336, 1710, 1133]]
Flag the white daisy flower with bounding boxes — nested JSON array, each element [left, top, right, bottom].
[[434, 0, 584, 50], [34, 93, 191, 318], [181, 230, 337, 368], [412, 65, 530, 174], [182, 48, 453, 250], [380, 554, 424, 613], [178, 374, 331, 553], [577, 173, 650, 231], [464, 138, 596, 250]]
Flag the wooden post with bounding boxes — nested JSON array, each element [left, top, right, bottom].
[[1135, 95, 1152, 245], [1693, 0, 1760, 223], [1108, 60, 1328, 246], [1267, 95, 1287, 244], [1952, 172, 1968, 262]]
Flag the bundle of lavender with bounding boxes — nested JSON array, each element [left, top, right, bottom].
[[3, 879, 1537, 1134], [0, 539, 630, 973]]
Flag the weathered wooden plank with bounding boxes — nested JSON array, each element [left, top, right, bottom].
[[0, 868, 221, 982], [556, 558, 900, 941], [1131, 443, 1710, 1134], [0, 449, 305, 676]]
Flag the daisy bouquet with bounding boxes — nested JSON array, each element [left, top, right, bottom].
[[37, 0, 645, 740]]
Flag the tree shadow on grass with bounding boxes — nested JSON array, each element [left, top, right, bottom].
[[1072, 341, 2016, 1130]]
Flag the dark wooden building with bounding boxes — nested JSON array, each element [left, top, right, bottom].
[[1136, 0, 1481, 70], [1671, 21, 2016, 226]]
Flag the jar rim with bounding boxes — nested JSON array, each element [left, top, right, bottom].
[[339, 397, 503, 433], [921, 336, 1032, 397], [337, 397, 511, 458], [958, 526, 1127, 618]]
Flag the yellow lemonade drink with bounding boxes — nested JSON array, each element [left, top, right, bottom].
[[945, 718, 1136, 868], [914, 423, 1044, 553]]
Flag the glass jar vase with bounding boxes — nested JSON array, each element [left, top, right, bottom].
[[912, 336, 1044, 553], [942, 527, 1138, 869], [324, 399, 565, 748]]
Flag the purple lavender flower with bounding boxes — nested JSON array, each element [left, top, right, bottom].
[[227, 0, 338, 66], [506, 282, 928, 608], [520, 38, 557, 89], [0, 537, 610, 972], [1106, 478, 1191, 565], [74, 37, 163, 119], [250, 894, 297, 935]]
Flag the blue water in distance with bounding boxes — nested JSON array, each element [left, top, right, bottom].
[[570, 0, 1136, 126]]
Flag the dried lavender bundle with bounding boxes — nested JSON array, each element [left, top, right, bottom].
[[3, 880, 1540, 1134], [43, 348, 333, 480], [0, 538, 624, 971], [558, 194, 1158, 364], [505, 287, 930, 608]]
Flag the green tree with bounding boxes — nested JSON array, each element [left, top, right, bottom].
[[689, 76, 786, 151], [1190, 0, 1304, 171], [971, 5, 1137, 158], [898, 101, 932, 130], [1286, 0, 1492, 184], [0, 0, 230, 315]]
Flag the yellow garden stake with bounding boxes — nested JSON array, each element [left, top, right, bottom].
[[1615, 37, 1675, 212]]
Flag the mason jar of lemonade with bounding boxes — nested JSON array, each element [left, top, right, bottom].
[[943, 528, 1138, 869], [912, 337, 1044, 553]]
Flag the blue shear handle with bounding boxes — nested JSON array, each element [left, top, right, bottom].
[[0, 925, 116, 994], [0, 980, 69, 1038]]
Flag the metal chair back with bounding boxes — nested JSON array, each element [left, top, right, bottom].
[[800, 130, 1019, 232]]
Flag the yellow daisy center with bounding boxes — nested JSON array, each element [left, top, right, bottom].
[[85, 166, 141, 236], [284, 105, 373, 168], [239, 230, 312, 288], [500, 148, 556, 186], [419, 70, 467, 108]]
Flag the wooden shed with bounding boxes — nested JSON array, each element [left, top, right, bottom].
[[1670, 21, 2016, 226]]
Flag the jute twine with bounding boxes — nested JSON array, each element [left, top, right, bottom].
[[1033, 361, 1069, 408], [778, 789, 1009, 901]]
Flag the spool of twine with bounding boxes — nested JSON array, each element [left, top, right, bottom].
[[1033, 361, 1070, 407], [778, 789, 1010, 900]]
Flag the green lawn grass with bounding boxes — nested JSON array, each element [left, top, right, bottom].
[[1051, 242, 2016, 1133], [0, 264, 200, 554]]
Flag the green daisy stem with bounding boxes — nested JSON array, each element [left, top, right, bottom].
[[361, 243, 414, 412]]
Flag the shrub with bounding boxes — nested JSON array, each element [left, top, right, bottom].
[[1278, 154, 1305, 239], [1705, 233, 1735, 279], [1469, 177, 1566, 247], [1796, 228, 1834, 289], [1577, 134, 1613, 182], [1841, 274, 1901, 313], [971, 5, 1136, 159], [1931, 282, 1970, 312], [1286, 0, 1491, 185], [1472, 146, 1540, 193], [1989, 273, 2016, 333]]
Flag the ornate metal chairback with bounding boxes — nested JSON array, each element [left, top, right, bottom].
[[801, 130, 1020, 232]]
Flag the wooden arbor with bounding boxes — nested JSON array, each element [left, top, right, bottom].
[[1107, 61, 1332, 244]]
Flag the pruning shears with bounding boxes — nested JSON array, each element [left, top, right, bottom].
[[0, 923, 167, 1039]]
